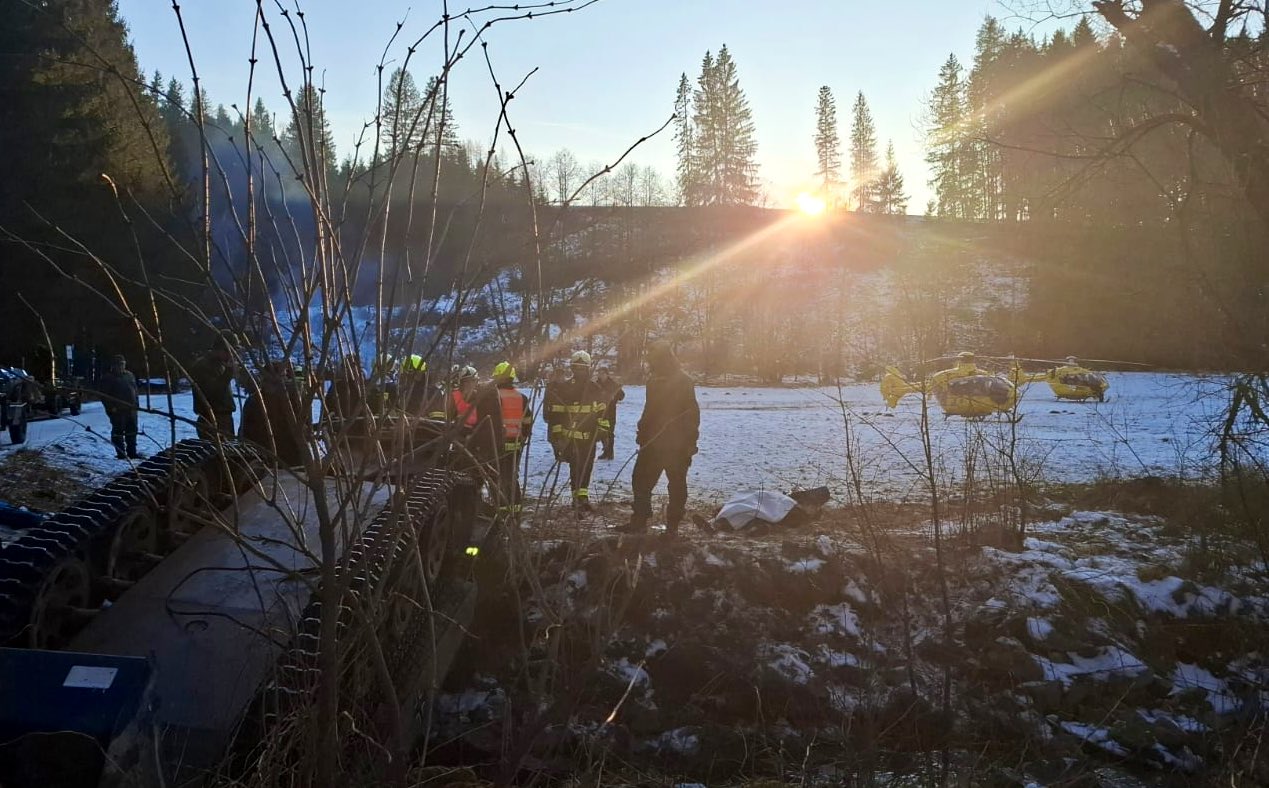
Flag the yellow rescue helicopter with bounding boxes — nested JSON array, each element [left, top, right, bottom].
[[1009, 356, 1149, 402], [881, 352, 1019, 418], [1011, 356, 1109, 402]]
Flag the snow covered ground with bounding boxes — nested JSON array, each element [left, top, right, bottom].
[[0, 373, 1235, 508], [526, 372, 1233, 507]]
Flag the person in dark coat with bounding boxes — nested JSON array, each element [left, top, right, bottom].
[[621, 342, 699, 536], [595, 365, 625, 460], [99, 354, 140, 459], [544, 351, 607, 513], [188, 334, 236, 440], [240, 361, 305, 465]]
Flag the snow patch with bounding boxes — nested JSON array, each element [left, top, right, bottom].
[[1057, 720, 1131, 757], [763, 643, 815, 685], [786, 557, 825, 574], [809, 602, 861, 638], [1033, 646, 1148, 687]]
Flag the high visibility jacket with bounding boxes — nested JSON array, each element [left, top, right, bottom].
[[500, 388, 524, 441], [452, 389, 478, 428], [499, 388, 534, 452], [544, 376, 607, 446]]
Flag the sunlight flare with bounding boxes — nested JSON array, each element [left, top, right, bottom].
[[795, 192, 826, 216]]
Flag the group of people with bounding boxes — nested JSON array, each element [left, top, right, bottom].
[[96, 335, 250, 460], [97, 334, 702, 535], [544, 343, 699, 535]]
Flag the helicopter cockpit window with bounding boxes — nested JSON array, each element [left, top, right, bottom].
[[1059, 372, 1106, 389], [946, 375, 1012, 405]]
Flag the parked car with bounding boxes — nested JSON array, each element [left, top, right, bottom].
[[37, 374, 82, 417], [0, 368, 40, 443]]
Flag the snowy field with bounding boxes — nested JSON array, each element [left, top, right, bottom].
[[532, 372, 1233, 506], [0, 373, 1236, 508]]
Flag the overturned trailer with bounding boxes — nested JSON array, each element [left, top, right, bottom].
[[0, 424, 483, 787]]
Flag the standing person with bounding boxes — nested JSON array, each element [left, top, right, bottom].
[[595, 365, 625, 460], [99, 354, 140, 459], [545, 351, 607, 513], [473, 361, 533, 516], [240, 361, 305, 465], [188, 333, 236, 441], [401, 354, 446, 418], [621, 342, 699, 536], [448, 365, 479, 431]]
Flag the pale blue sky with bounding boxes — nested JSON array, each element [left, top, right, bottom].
[[116, 0, 1066, 210]]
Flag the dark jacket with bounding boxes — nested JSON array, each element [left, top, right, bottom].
[[98, 370, 138, 414], [637, 362, 699, 456], [544, 374, 607, 447], [241, 376, 304, 465], [189, 354, 235, 417], [598, 377, 625, 409]]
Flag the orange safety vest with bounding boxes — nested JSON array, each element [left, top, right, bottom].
[[452, 389, 477, 428], [499, 388, 525, 442]]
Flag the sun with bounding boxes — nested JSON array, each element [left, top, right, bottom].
[[795, 192, 826, 216]]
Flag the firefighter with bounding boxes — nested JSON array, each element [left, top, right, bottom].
[[545, 350, 607, 513], [473, 361, 532, 516], [401, 354, 446, 418], [188, 333, 236, 441], [447, 365, 479, 429], [595, 365, 625, 460], [621, 342, 699, 536]]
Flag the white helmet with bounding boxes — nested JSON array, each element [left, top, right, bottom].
[[570, 350, 592, 367]]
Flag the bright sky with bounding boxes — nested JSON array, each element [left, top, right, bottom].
[[116, 0, 1047, 211]]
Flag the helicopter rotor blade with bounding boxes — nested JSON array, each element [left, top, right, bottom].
[[1075, 358, 1151, 367]]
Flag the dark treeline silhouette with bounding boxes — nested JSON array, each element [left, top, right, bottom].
[[916, 12, 1268, 370], [0, 0, 201, 375]]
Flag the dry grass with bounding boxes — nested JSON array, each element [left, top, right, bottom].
[[0, 447, 97, 510]]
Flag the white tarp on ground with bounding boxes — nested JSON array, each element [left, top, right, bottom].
[[712, 490, 799, 530]]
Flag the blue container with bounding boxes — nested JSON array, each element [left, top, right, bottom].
[[0, 649, 153, 787]]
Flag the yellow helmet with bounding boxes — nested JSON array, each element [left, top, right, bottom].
[[570, 350, 592, 367], [493, 361, 517, 382], [402, 354, 427, 372]]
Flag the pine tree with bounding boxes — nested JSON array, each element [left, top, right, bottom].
[[692, 51, 720, 204], [690, 46, 757, 206], [813, 86, 841, 194], [249, 97, 274, 141], [712, 45, 759, 205], [926, 53, 968, 217], [162, 78, 187, 128], [1071, 16, 1097, 48], [420, 76, 461, 156], [967, 17, 1007, 219], [874, 141, 909, 215], [673, 72, 698, 206], [849, 91, 878, 211], [381, 67, 423, 157], [283, 84, 337, 184], [214, 103, 233, 129]]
